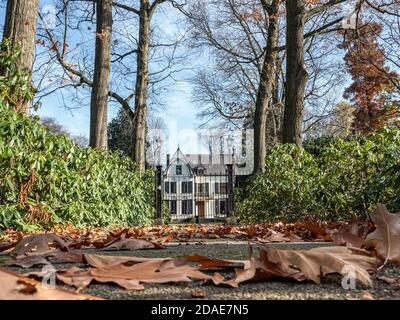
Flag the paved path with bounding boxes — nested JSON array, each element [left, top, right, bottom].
[[1, 241, 399, 300]]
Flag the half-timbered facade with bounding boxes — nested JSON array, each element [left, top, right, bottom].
[[163, 148, 235, 220]]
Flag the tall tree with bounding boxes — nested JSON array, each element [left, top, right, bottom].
[[133, 0, 152, 171], [89, 0, 113, 148], [253, 0, 281, 173], [184, 0, 350, 171], [181, 0, 285, 173], [281, 0, 352, 145], [282, 0, 308, 145], [340, 23, 399, 135], [39, 0, 178, 171], [2, 0, 39, 114]]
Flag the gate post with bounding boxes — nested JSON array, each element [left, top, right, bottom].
[[155, 165, 163, 224], [227, 164, 235, 217]]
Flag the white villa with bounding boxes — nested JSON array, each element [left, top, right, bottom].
[[163, 148, 235, 220]]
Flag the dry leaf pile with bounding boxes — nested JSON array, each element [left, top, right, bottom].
[[0, 203, 399, 299], [2, 232, 162, 269], [0, 220, 349, 249]]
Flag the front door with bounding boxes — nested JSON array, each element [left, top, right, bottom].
[[196, 201, 205, 218]]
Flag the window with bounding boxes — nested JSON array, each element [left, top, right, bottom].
[[164, 181, 169, 193], [182, 181, 193, 194], [196, 183, 209, 196], [176, 165, 182, 175], [214, 182, 227, 194], [182, 181, 187, 193], [170, 182, 177, 194], [215, 200, 227, 215], [169, 200, 177, 215], [182, 200, 193, 215], [196, 166, 205, 175], [164, 181, 177, 194]]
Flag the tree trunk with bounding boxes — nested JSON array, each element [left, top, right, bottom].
[[89, 0, 113, 148], [133, 0, 151, 172], [2, 0, 39, 114], [282, 0, 308, 145], [253, 0, 280, 174]]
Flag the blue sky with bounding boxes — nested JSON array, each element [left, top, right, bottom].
[[0, 1, 202, 155]]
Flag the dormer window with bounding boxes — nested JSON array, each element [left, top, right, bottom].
[[196, 166, 205, 175], [176, 165, 182, 175]]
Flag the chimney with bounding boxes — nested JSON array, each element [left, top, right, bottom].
[[220, 153, 224, 165], [167, 154, 170, 166]]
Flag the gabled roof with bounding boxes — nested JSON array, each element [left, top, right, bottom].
[[165, 148, 234, 176], [164, 147, 194, 175]]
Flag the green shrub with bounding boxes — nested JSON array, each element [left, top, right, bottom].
[[238, 129, 400, 222], [0, 40, 155, 231], [0, 104, 155, 230]]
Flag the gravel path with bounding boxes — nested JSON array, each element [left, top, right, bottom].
[[1, 241, 399, 300]]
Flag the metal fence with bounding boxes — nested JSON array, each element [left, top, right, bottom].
[[155, 165, 235, 222]]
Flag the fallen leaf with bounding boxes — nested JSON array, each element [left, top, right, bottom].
[[12, 234, 69, 255], [56, 267, 145, 291], [90, 260, 211, 284], [154, 234, 174, 245], [361, 291, 375, 300], [83, 253, 169, 269], [243, 226, 260, 238], [263, 231, 304, 243], [100, 238, 163, 250], [56, 267, 96, 291], [215, 245, 376, 288], [184, 255, 250, 269], [222, 255, 305, 288], [5, 255, 50, 268], [48, 250, 83, 263], [378, 276, 400, 286], [57, 259, 212, 291], [263, 232, 293, 242], [5, 249, 83, 268], [0, 268, 100, 300], [222, 234, 238, 239], [332, 232, 364, 248], [349, 222, 375, 238], [300, 221, 327, 239], [191, 288, 207, 298], [0, 242, 16, 253], [212, 245, 305, 288], [262, 246, 377, 287], [364, 204, 400, 265], [323, 234, 333, 241]]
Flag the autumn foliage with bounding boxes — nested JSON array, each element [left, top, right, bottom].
[[340, 23, 399, 135], [0, 204, 399, 299]]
